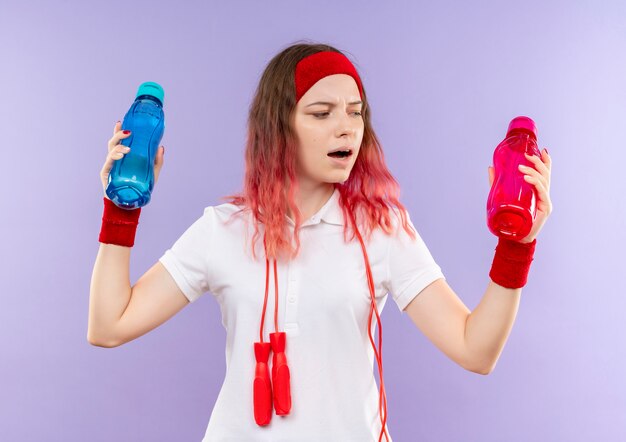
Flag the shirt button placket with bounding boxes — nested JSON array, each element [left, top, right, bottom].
[[285, 271, 298, 325]]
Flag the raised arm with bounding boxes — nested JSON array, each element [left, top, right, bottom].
[[403, 278, 520, 375], [403, 236, 537, 375], [87, 243, 132, 347], [88, 245, 189, 348]]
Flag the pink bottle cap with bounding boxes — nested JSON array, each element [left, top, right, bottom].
[[506, 116, 537, 138]]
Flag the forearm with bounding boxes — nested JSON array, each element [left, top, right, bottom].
[[464, 280, 521, 373], [87, 243, 132, 346]]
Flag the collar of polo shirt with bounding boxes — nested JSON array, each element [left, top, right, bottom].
[[284, 188, 344, 227]]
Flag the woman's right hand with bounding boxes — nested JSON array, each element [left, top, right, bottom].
[[100, 121, 165, 200]]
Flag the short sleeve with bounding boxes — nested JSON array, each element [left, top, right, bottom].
[[385, 209, 445, 312], [158, 206, 215, 303]]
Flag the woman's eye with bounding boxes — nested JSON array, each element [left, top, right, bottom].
[[312, 111, 362, 118]]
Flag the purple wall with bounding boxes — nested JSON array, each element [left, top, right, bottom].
[[2, 0, 625, 440]]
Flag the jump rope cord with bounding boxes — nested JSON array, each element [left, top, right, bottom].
[[346, 204, 390, 442], [273, 259, 279, 332], [260, 235, 270, 343], [259, 235, 282, 343]]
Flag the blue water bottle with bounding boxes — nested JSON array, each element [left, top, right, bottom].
[[106, 81, 165, 209]]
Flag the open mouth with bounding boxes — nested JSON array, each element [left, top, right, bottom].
[[327, 150, 353, 158]]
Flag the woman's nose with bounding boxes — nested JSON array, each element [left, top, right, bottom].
[[337, 112, 358, 135]]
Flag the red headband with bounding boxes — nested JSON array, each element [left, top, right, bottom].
[[294, 51, 364, 102]]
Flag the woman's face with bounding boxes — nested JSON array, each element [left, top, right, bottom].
[[291, 74, 364, 186]]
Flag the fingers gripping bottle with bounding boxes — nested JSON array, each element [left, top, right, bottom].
[[486, 116, 540, 240], [106, 81, 165, 209]]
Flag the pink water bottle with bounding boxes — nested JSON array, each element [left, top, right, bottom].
[[486, 116, 541, 240]]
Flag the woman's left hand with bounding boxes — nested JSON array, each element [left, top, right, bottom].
[[488, 148, 553, 244]]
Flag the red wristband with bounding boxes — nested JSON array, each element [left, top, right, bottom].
[[98, 197, 142, 247], [489, 237, 536, 289]]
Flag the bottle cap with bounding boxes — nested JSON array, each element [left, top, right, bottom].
[[136, 81, 164, 105], [506, 116, 537, 138]]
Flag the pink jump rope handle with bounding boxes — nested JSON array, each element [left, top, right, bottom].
[[254, 342, 273, 426], [270, 332, 292, 415]]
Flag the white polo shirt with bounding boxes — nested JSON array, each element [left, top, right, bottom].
[[159, 188, 445, 442]]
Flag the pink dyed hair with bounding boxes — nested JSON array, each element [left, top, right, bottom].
[[220, 41, 417, 262]]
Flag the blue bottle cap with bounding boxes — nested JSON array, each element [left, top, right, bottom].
[[136, 81, 164, 105]]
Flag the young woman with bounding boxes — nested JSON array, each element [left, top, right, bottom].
[[89, 42, 552, 442]]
